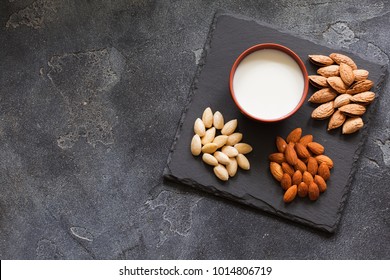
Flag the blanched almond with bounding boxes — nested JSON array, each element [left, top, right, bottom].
[[226, 157, 238, 177], [234, 143, 253, 154], [214, 164, 229, 181], [201, 127, 216, 145], [212, 135, 228, 148], [194, 118, 206, 137], [237, 154, 250, 170], [221, 119, 237, 135], [214, 151, 230, 165], [202, 153, 218, 166], [221, 145, 239, 157], [190, 134, 202, 156], [226, 132, 243, 146], [201, 143, 218, 154], [213, 111, 224, 129], [202, 107, 213, 128]]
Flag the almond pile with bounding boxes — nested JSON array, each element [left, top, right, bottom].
[[308, 53, 375, 134], [269, 128, 333, 203], [191, 107, 253, 181]]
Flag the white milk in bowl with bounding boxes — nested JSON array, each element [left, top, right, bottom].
[[232, 49, 305, 121]]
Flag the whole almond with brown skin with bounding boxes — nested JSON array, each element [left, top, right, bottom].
[[307, 157, 318, 176], [286, 128, 302, 143], [339, 104, 366, 116], [303, 171, 314, 186], [308, 182, 320, 201], [234, 143, 253, 154], [276, 136, 287, 153], [328, 109, 346, 131], [314, 175, 327, 193], [327, 77, 347, 93], [281, 173, 292, 190], [237, 154, 250, 170], [317, 65, 340, 77], [292, 170, 302, 185], [315, 155, 334, 169], [221, 119, 238, 135], [268, 153, 285, 164], [213, 135, 228, 148], [299, 134, 313, 147], [226, 132, 243, 146], [334, 94, 351, 108], [283, 185, 297, 203], [194, 118, 206, 137], [213, 111, 224, 129], [339, 63, 355, 86], [202, 107, 213, 128], [295, 143, 311, 159], [311, 101, 335, 120], [308, 88, 338, 104], [285, 142, 298, 166], [270, 162, 283, 181], [282, 162, 295, 177], [308, 55, 334, 66], [201, 127, 216, 145], [342, 117, 364, 134], [298, 182, 308, 197], [309, 75, 328, 88], [307, 142, 325, 155], [214, 164, 229, 181], [346, 80, 373, 94], [191, 134, 202, 156], [318, 162, 330, 181], [353, 69, 369, 81], [295, 159, 307, 173], [329, 53, 357, 70], [350, 91, 375, 105]]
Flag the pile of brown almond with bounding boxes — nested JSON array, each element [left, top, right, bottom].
[[191, 107, 253, 181], [269, 128, 333, 203], [308, 53, 375, 134]]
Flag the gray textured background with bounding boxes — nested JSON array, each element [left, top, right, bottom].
[[0, 0, 389, 259]]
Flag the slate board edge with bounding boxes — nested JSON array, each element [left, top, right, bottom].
[[163, 11, 389, 234]]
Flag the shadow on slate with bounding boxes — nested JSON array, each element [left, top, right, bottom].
[[164, 12, 387, 233]]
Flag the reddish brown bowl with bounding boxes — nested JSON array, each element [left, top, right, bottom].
[[229, 43, 309, 122]]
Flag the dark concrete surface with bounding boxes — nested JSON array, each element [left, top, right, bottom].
[[0, 0, 389, 259]]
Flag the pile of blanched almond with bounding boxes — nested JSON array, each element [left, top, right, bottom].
[[308, 53, 375, 134]]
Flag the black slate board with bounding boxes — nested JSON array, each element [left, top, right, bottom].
[[164, 13, 387, 233]]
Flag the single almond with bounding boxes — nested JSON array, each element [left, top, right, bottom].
[[317, 65, 340, 77], [334, 94, 351, 108], [307, 142, 325, 155], [237, 154, 250, 170], [342, 117, 364, 134], [307, 157, 318, 176], [308, 54, 334, 66], [226, 132, 243, 146], [202, 153, 218, 166], [339, 63, 355, 86], [282, 162, 295, 177], [314, 175, 327, 193], [327, 76, 347, 93], [329, 53, 357, 70], [311, 101, 335, 120], [353, 69, 369, 81], [346, 80, 373, 94], [285, 142, 298, 166], [214, 151, 230, 165], [308, 182, 320, 201], [221, 145, 239, 157], [294, 142, 311, 159], [270, 162, 283, 181], [281, 173, 292, 191], [194, 118, 206, 137], [339, 104, 366, 116], [276, 136, 287, 153], [315, 155, 334, 169], [294, 159, 307, 173], [303, 171, 314, 186], [226, 157, 238, 177], [350, 91, 375, 105], [327, 109, 346, 131], [201, 127, 216, 145], [221, 119, 238, 135], [292, 170, 302, 185], [201, 143, 218, 154], [268, 153, 285, 164], [286, 128, 302, 143], [213, 111, 224, 129], [202, 107, 213, 128], [297, 182, 308, 197], [212, 135, 228, 148], [318, 162, 330, 181], [283, 185, 297, 203], [191, 134, 202, 156], [309, 75, 328, 88], [299, 134, 313, 147], [308, 88, 337, 103], [234, 143, 253, 154], [213, 164, 229, 181]]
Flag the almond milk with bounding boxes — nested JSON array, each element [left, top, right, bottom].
[[233, 49, 304, 120]]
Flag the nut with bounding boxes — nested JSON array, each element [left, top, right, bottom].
[[350, 91, 375, 105], [268, 153, 285, 164], [308, 55, 334, 66], [212, 135, 228, 148], [315, 155, 334, 169], [353, 69, 369, 81], [281, 173, 292, 191], [342, 117, 364, 134], [308, 182, 320, 201], [213, 111, 224, 129], [202, 107, 213, 128], [234, 143, 253, 154], [270, 162, 283, 181], [214, 151, 230, 165], [308, 88, 337, 104], [221, 119, 238, 135], [294, 158, 307, 173], [329, 53, 357, 70], [317, 65, 340, 77], [314, 175, 327, 193], [339, 104, 366, 116], [283, 185, 297, 203], [327, 109, 346, 131], [202, 153, 219, 166], [309, 75, 329, 88], [297, 182, 308, 197], [327, 77, 348, 93], [194, 118, 206, 137], [202, 143, 218, 154], [285, 142, 298, 166], [318, 162, 330, 181], [281, 162, 295, 177], [191, 134, 202, 156], [221, 145, 239, 157], [292, 170, 302, 186], [295, 143, 311, 159], [299, 134, 313, 147], [237, 154, 250, 170], [346, 80, 373, 94], [307, 142, 325, 155], [201, 127, 216, 145], [226, 132, 243, 146], [303, 171, 314, 186], [307, 157, 318, 176], [339, 63, 355, 86], [276, 136, 287, 153], [334, 94, 351, 108], [286, 128, 302, 143], [213, 164, 229, 181], [311, 101, 335, 120], [226, 157, 238, 177]]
